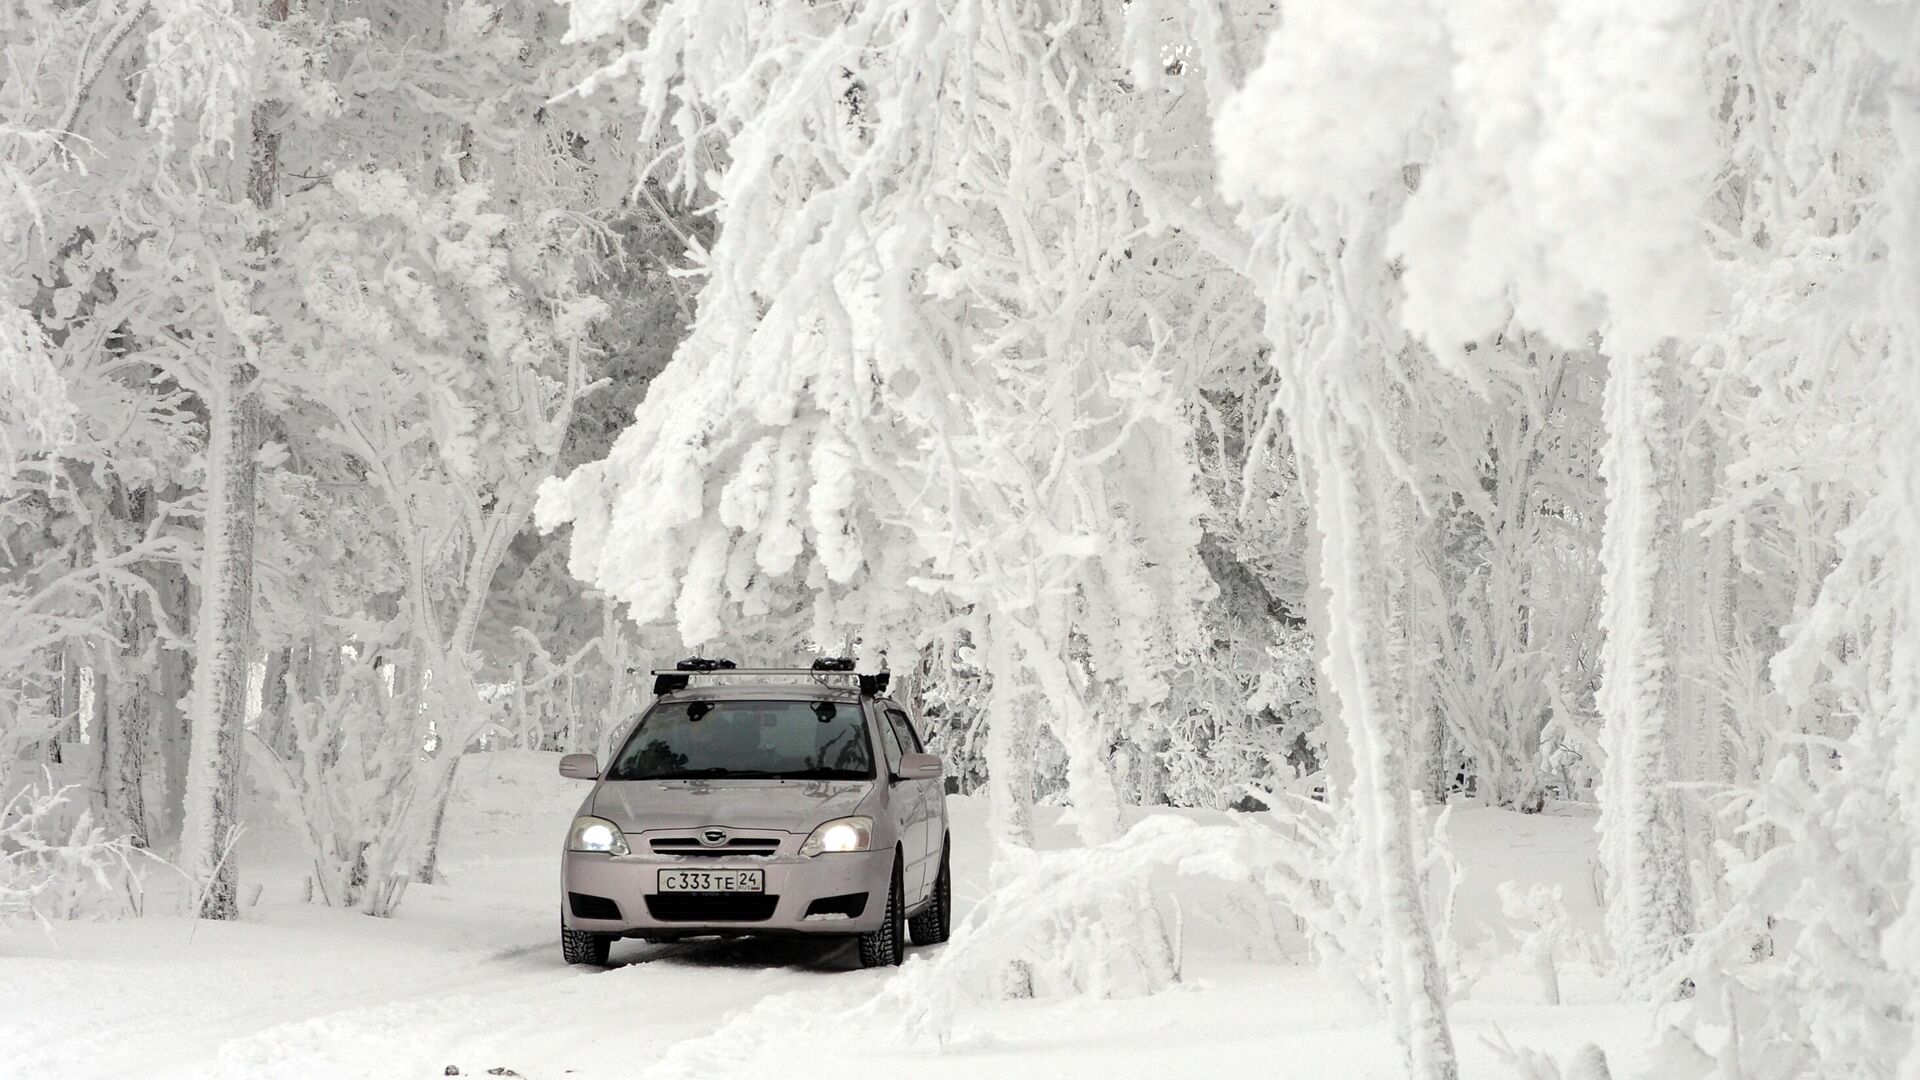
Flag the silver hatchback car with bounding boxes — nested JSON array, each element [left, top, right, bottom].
[[556, 660, 952, 968]]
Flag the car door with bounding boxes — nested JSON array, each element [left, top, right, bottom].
[[884, 705, 938, 898], [874, 703, 930, 900]]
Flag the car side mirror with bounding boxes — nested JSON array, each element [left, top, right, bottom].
[[898, 752, 943, 782], [559, 753, 600, 780]]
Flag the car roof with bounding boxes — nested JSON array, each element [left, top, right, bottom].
[[657, 682, 866, 705]]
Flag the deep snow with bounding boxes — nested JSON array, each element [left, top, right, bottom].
[[3, 753, 1649, 1079]]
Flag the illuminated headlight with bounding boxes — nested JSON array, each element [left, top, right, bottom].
[[800, 816, 873, 857], [568, 815, 630, 855]]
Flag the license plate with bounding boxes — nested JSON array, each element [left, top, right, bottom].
[[657, 868, 764, 893]]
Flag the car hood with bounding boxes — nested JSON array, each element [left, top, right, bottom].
[[591, 779, 873, 834]]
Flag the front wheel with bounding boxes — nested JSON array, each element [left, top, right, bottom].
[[857, 854, 905, 968], [562, 921, 611, 966], [909, 841, 951, 945]]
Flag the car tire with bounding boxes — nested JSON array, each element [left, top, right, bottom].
[[857, 854, 905, 968], [561, 921, 611, 966], [909, 841, 951, 945]]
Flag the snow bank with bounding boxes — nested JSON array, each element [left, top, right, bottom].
[[6, 758, 1639, 1079]]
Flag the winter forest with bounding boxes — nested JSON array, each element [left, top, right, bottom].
[[4, 0, 1920, 1077]]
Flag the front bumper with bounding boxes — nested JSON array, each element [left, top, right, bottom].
[[562, 847, 894, 935]]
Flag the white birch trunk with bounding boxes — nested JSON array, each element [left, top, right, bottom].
[[1296, 395, 1459, 1080], [1595, 348, 1694, 992], [1880, 62, 1920, 1080], [979, 616, 1039, 1000], [1393, 432, 1449, 807], [1672, 423, 1729, 909], [983, 619, 1036, 850], [1297, 451, 1352, 804]]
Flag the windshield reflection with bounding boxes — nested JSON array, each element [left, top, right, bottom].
[[605, 700, 875, 781]]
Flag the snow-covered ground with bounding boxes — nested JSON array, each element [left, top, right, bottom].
[[3, 753, 1649, 1079]]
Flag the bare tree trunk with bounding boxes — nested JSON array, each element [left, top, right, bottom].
[[1419, 705, 1451, 805], [259, 646, 293, 757], [35, 648, 65, 765], [412, 754, 459, 886], [1134, 725, 1168, 808], [102, 637, 152, 847], [57, 642, 83, 749], [86, 648, 108, 745], [102, 491, 154, 848], [151, 558, 194, 843]]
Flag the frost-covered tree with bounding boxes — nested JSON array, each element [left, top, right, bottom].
[[229, 0, 625, 911], [1169, 0, 1465, 1071], [4, 0, 649, 921], [1425, 342, 1605, 811], [276, 167, 602, 909], [132, 0, 280, 922], [1381, 0, 1721, 994], [16, 0, 1920, 1074], [2, 0, 202, 839], [1631, 0, 1920, 1073], [1220, 203, 1463, 1080], [543, 0, 1241, 993], [1193, 0, 1721, 1006]]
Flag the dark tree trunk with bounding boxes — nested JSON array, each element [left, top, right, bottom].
[[102, 488, 155, 847]]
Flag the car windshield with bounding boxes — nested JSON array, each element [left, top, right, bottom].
[[605, 699, 875, 781]]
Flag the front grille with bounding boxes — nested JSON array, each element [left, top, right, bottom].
[[803, 892, 868, 919], [569, 891, 623, 920], [645, 894, 780, 922], [649, 836, 781, 857]]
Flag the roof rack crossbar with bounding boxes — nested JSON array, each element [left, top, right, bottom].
[[648, 667, 891, 698], [648, 667, 855, 676]]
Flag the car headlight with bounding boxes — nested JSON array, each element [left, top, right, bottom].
[[800, 816, 873, 857], [568, 815, 630, 855]]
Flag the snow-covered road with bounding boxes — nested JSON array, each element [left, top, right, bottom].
[[4, 753, 1650, 1080]]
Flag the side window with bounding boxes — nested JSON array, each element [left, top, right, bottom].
[[886, 709, 923, 754], [877, 708, 904, 774]]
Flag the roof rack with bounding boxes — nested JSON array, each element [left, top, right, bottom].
[[650, 657, 890, 697]]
